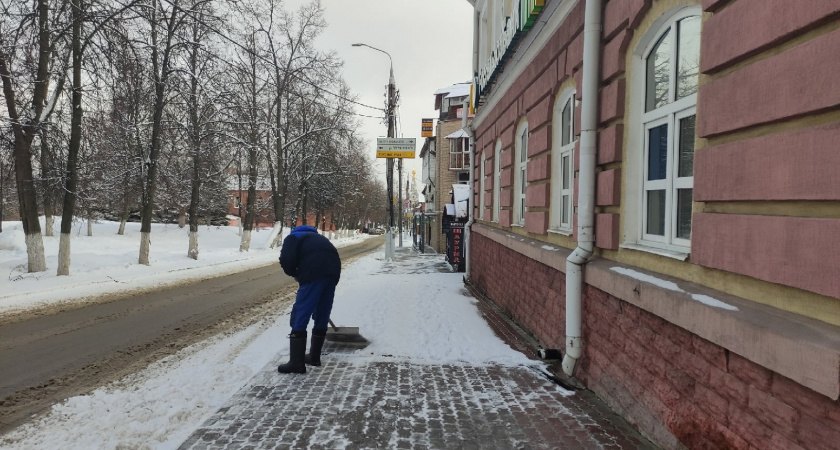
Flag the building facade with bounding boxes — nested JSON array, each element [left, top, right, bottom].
[[465, 0, 840, 448], [425, 82, 473, 254]]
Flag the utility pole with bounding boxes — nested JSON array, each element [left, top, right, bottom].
[[386, 66, 397, 258], [398, 159, 403, 247], [353, 43, 397, 259]]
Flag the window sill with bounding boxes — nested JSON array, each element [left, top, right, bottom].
[[620, 242, 690, 261], [547, 228, 573, 237]]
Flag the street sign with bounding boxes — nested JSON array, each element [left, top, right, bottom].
[[421, 119, 434, 137], [376, 137, 416, 158]]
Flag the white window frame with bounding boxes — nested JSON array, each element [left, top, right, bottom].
[[550, 88, 576, 233], [514, 121, 528, 226], [480, 151, 486, 221], [449, 137, 467, 170], [493, 139, 501, 222], [624, 6, 700, 256]]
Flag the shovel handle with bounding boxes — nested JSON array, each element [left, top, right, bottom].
[[328, 319, 339, 331]]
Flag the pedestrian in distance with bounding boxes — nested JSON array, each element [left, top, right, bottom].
[[277, 225, 341, 374]]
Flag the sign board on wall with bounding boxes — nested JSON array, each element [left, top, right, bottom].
[[421, 119, 434, 137], [376, 137, 416, 158], [473, 0, 545, 108]]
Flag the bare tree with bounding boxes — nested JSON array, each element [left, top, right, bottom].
[[0, 0, 71, 272], [133, 0, 213, 265]]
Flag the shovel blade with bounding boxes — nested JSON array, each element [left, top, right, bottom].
[[326, 326, 368, 344]]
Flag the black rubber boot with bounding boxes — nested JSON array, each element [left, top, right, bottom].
[[277, 330, 307, 374], [305, 328, 327, 366]]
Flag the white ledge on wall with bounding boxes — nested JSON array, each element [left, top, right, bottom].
[[620, 242, 690, 261]]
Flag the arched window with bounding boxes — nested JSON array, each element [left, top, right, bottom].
[[493, 139, 502, 222], [636, 8, 700, 250], [480, 151, 486, 221], [514, 121, 528, 226], [550, 88, 576, 233]]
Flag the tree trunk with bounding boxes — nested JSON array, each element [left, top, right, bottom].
[[57, 232, 71, 276], [186, 23, 202, 260], [188, 230, 199, 260], [40, 131, 54, 237], [178, 207, 186, 228], [118, 201, 128, 235], [87, 210, 93, 237], [239, 229, 251, 252], [139, 4, 176, 266], [57, 0, 84, 276]]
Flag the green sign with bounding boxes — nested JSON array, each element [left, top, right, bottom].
[[520, 0, 545, 31]]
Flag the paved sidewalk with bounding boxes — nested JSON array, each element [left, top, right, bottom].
[[179, 247, 657, 450]]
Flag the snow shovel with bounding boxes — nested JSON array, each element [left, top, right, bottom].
[[326, 318, 369, 344]]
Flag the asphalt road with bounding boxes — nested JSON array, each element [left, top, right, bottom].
[[0, 235, 384, 434]]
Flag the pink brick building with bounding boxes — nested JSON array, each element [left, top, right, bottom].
[[465, 0, 840, 448]]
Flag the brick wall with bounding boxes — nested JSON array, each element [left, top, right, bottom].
[[473, 232, 840, 449], [471, 232, 566, 350], [579, 285, 840, 450]]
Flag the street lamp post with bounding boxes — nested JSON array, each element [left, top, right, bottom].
[[353, 43, 397, 259]]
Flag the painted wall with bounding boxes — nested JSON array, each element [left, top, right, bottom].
[[467, 0, 840, 447]]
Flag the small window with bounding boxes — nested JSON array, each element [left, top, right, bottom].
[[480, 152, 486, 220], [550, 89, 576, 232], [449, 137, 467, 170], [514, 122, 528, 226], [493, 140, 502, 222]]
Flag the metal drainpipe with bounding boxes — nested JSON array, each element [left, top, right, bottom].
[[465, 7, 480, 280], [563, 0, 603, 377], [463, 101, 475, 280]]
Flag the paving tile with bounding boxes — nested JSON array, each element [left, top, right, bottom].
[[179, 248, 659, 450]]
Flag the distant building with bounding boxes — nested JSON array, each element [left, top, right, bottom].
[[420, 82, 473, 255]]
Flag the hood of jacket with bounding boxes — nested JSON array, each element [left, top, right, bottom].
[[290, 225, 318, 238]]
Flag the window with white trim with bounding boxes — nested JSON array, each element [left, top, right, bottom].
[[638, 10, 700, 249], [480, 152, 486, 221], [493, 139, 501, 222], [449, 137, 468, 170], [514, 122, 528, 226], [550, 89, 576, 232]]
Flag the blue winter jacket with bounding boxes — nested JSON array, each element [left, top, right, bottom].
[[279, 225, 341, 284]]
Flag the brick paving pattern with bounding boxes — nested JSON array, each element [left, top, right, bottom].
[[179, 247, 658, 449]]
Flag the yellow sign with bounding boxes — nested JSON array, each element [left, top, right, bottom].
[[377, 137, 416, 159], [421, 119, 434, 137], [377, 150, 416, 158]]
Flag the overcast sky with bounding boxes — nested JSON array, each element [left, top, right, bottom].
[[284, 0, 475, 191]]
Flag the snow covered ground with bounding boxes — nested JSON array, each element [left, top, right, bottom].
[[0, 219, 532, 449]]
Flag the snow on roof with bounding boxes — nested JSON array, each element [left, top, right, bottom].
[[445, 129, 469, 139], [434, 82, 471, 97]]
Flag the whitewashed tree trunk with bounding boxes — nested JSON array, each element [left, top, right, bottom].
[[238, 221, 243, 237], [139, 231, 151, 265], [57, 233, 71, 275], [87, 216, 93, 237], [26, 232, 47, 272], [239, 229, 251, 252], [265, 221, 284, 249], [45, 216, 54, 237], [178, 208, 186, 228], [188, 230, 199, 260]]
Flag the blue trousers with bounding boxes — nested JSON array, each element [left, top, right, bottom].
[[289, 277, 338, 331]]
